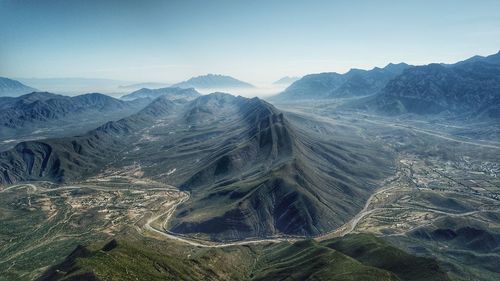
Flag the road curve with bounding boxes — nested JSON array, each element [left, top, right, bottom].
[[142, 191, 301, 248]]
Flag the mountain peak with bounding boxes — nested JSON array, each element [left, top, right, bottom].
[[172, 74, 254, 89], [385, 62, 408, 67], [135, 94, 178, 118]]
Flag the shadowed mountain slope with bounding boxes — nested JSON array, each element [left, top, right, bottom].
[[0, 96, 175, 183]]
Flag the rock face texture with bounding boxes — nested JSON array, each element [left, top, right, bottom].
[[354, 51, 500, 119]]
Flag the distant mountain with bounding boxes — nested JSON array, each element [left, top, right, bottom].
[[0, 92, 133, 129], [453, 51, 500, 66], [271, 63, 411, 100], [273, 76, 300, 85], [172, 74, 255, 89], [0, 93, 393, 240], [352, 51, 500, 119], [120, 87, 201, 101], [118, 82, 170, 90], [0, 77, 37, 97]]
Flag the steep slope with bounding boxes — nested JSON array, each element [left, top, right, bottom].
[[274, 72, 345, 99], [271, 63, 410, 100], [120, 87, 200, 101], [167, 95, 394, 240], [0, 120, 133, 184], [353, 51, 500, 119], [0, 77, 37, 97], [38, 234, 448, 281], [173, 74, 255, 89]]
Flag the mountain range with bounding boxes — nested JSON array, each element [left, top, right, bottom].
[[0, 77, 37, 97], [350, 51, 500, 119], [173, 74, 255, 89], [0, 92, 393, 240], [0, 92, 150, 151], [0, 92, 141, 130], [271, 63, 411, 100], [120, 87, 201, 101]]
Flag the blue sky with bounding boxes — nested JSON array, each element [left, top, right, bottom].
[[1, 0, 500, 84]]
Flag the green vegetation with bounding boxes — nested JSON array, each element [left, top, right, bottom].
[[323, 234, 450, 281], [38, 233, 449, 281], [252, 239, 399, 281], [39, 237, 254, 281]]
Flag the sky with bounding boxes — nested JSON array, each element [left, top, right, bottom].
[[1, 0, 500, 85]]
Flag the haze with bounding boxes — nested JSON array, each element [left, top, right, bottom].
[[1, 0, 500, 88]]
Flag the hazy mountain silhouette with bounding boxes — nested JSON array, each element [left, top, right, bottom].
[[0, 77, 37, 97], [173, 74, 255, 89]]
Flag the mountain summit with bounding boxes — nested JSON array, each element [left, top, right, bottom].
[[172, 74, 255, 89]]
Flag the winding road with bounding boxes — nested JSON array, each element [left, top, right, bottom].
[[1, 183, 37, 193], [142, 191, 300, 247]]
